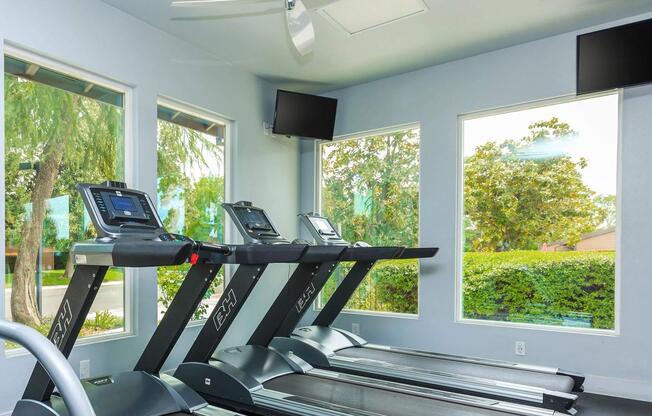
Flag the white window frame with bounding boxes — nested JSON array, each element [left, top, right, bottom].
[[156, 96, 233, 328], [313, 122, 421, 319], [455, 90, 623, 336], [2, 44, 136, 356]]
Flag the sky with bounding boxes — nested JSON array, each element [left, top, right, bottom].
[[463, 93, 619, 196]]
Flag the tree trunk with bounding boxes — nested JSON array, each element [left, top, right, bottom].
[[10, 97, 77, 327], [63, 254, 74, 279]]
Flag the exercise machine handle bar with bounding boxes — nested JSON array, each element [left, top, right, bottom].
[[0, 320, 96, 416]]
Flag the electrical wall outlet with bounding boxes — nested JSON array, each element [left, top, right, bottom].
[[515, 341, 526, 356], [351, 323, 360, 335], [79, 359, 90, 379]]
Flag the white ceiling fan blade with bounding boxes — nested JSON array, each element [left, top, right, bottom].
[[286, 0, 315, 56], [171, 0, 275, 7]]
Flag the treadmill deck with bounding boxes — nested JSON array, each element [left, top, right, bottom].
[[336, 347, 575, 393]]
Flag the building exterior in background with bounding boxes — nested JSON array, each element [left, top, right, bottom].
[[541, 227, 616, 252]]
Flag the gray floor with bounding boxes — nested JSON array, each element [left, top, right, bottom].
[[577, 393, 652, 416]]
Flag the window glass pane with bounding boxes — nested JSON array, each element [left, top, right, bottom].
[[156, 108, 226, 321], [461, 94, 618, 330], [319, 128, 420, 314], [4, 58, 125, 349]]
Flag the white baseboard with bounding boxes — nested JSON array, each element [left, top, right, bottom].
[[585, 373, 652, 402]]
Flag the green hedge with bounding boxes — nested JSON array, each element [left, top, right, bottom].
[[463, 251, 615, 329], [321, 260, 419, 314], [321, 251, 615, 329]]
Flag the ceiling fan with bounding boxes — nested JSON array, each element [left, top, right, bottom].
[[171, 0, 334, 56]]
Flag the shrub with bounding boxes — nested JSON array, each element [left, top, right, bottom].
[[158, 264, 223, 320], [320, 260, 419, 314], [463, 251, 615, 329], [320, 250, 615, 328]]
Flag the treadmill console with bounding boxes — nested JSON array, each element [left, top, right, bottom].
[[223, 201, 290, 244], [299, 213, 350, 246], [78, 181, 165, 239]]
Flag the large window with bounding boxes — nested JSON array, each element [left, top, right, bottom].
[[156, 103, 227, 321], [4, 53, 127, 348], [318, 126, 420, 314], [460, 93, 619, 331]]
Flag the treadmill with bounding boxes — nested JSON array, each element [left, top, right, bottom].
[[174, 201, 569, 416], [271, 212, 585, 414], [20, 181, 241, 416]]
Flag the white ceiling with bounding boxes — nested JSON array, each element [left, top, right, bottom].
[[101, 0, 652, 92]]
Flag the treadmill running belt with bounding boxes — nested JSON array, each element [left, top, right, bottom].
[[337, 347, 575, 393], [264, 374, 511, 416]]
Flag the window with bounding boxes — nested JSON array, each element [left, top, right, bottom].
[[4, 53, 127, 349], [156, 102, 227, 321], [460, 93, 619, 331], [318, 126, 420, 314]]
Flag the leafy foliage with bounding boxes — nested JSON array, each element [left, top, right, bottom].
[[321, 130, 419, 247], [4, 310, 124, 350], [156, 118, 226, 320], [5, 73, 123, 327], [464, 118, 607, 251], [463, 251, 615, 329], [320, 129, 420, 313], [321, 260, 418, 314]]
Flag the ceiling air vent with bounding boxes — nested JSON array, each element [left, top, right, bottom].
[[319, 0, 428, 36]]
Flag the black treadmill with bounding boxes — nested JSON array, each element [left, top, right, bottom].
[[19, 181, 241, 416], [173, 201, 569, 416], [270, 212, 585, 414]]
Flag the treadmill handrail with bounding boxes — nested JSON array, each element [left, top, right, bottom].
[[0, 320, 96, 416]]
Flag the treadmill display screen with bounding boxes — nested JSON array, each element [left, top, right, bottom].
[[110, 195, 137, 211], [310, 217, 338, 236], [235, 207, 274, 231]]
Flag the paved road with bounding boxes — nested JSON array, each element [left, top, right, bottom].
[[4, 281, 124, 320]]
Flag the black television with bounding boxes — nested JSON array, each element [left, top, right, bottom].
[[577, 18, 652, 95], [273, 90, 338, 140]]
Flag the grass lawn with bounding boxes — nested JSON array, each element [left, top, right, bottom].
[[5, 268, 124, 287]]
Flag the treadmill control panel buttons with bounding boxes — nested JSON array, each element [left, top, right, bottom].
[[78, 181, 165, 238], [223, 201, 290, 244]]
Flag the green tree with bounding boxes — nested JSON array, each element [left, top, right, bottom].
[[5, 74, 122, 326], [320, 130, 420, 313], [321, 129, 419, 247], [156, 119, 225, 319], [594, 194, 617, 229], [464, 118, 606, 252]]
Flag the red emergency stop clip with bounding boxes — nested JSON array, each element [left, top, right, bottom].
[[190, 252, 200, 265]]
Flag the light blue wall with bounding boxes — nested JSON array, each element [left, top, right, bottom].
[[0, 0, 299, 412], [299, 13, 652, 401]]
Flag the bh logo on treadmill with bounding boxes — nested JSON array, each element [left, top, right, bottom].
[[213, 289, 237, 331], [296, 283, 316, 313], [51, 299, 73, 348]]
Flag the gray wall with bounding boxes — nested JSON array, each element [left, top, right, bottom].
[[0, 0, 299, 411], [299, 13, 652, 401]]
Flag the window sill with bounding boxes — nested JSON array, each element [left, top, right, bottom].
[[317, 308, 419, 320], [3, 330, 136, 359], [186, 319, 207, 328], [456, 317, 619, 337]]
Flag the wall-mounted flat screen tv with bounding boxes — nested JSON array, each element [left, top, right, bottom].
[[273, 90, 338, 140], [577, 18, 652, 94]]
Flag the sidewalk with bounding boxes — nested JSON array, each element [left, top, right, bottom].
[[4, 281, 124, 320]]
